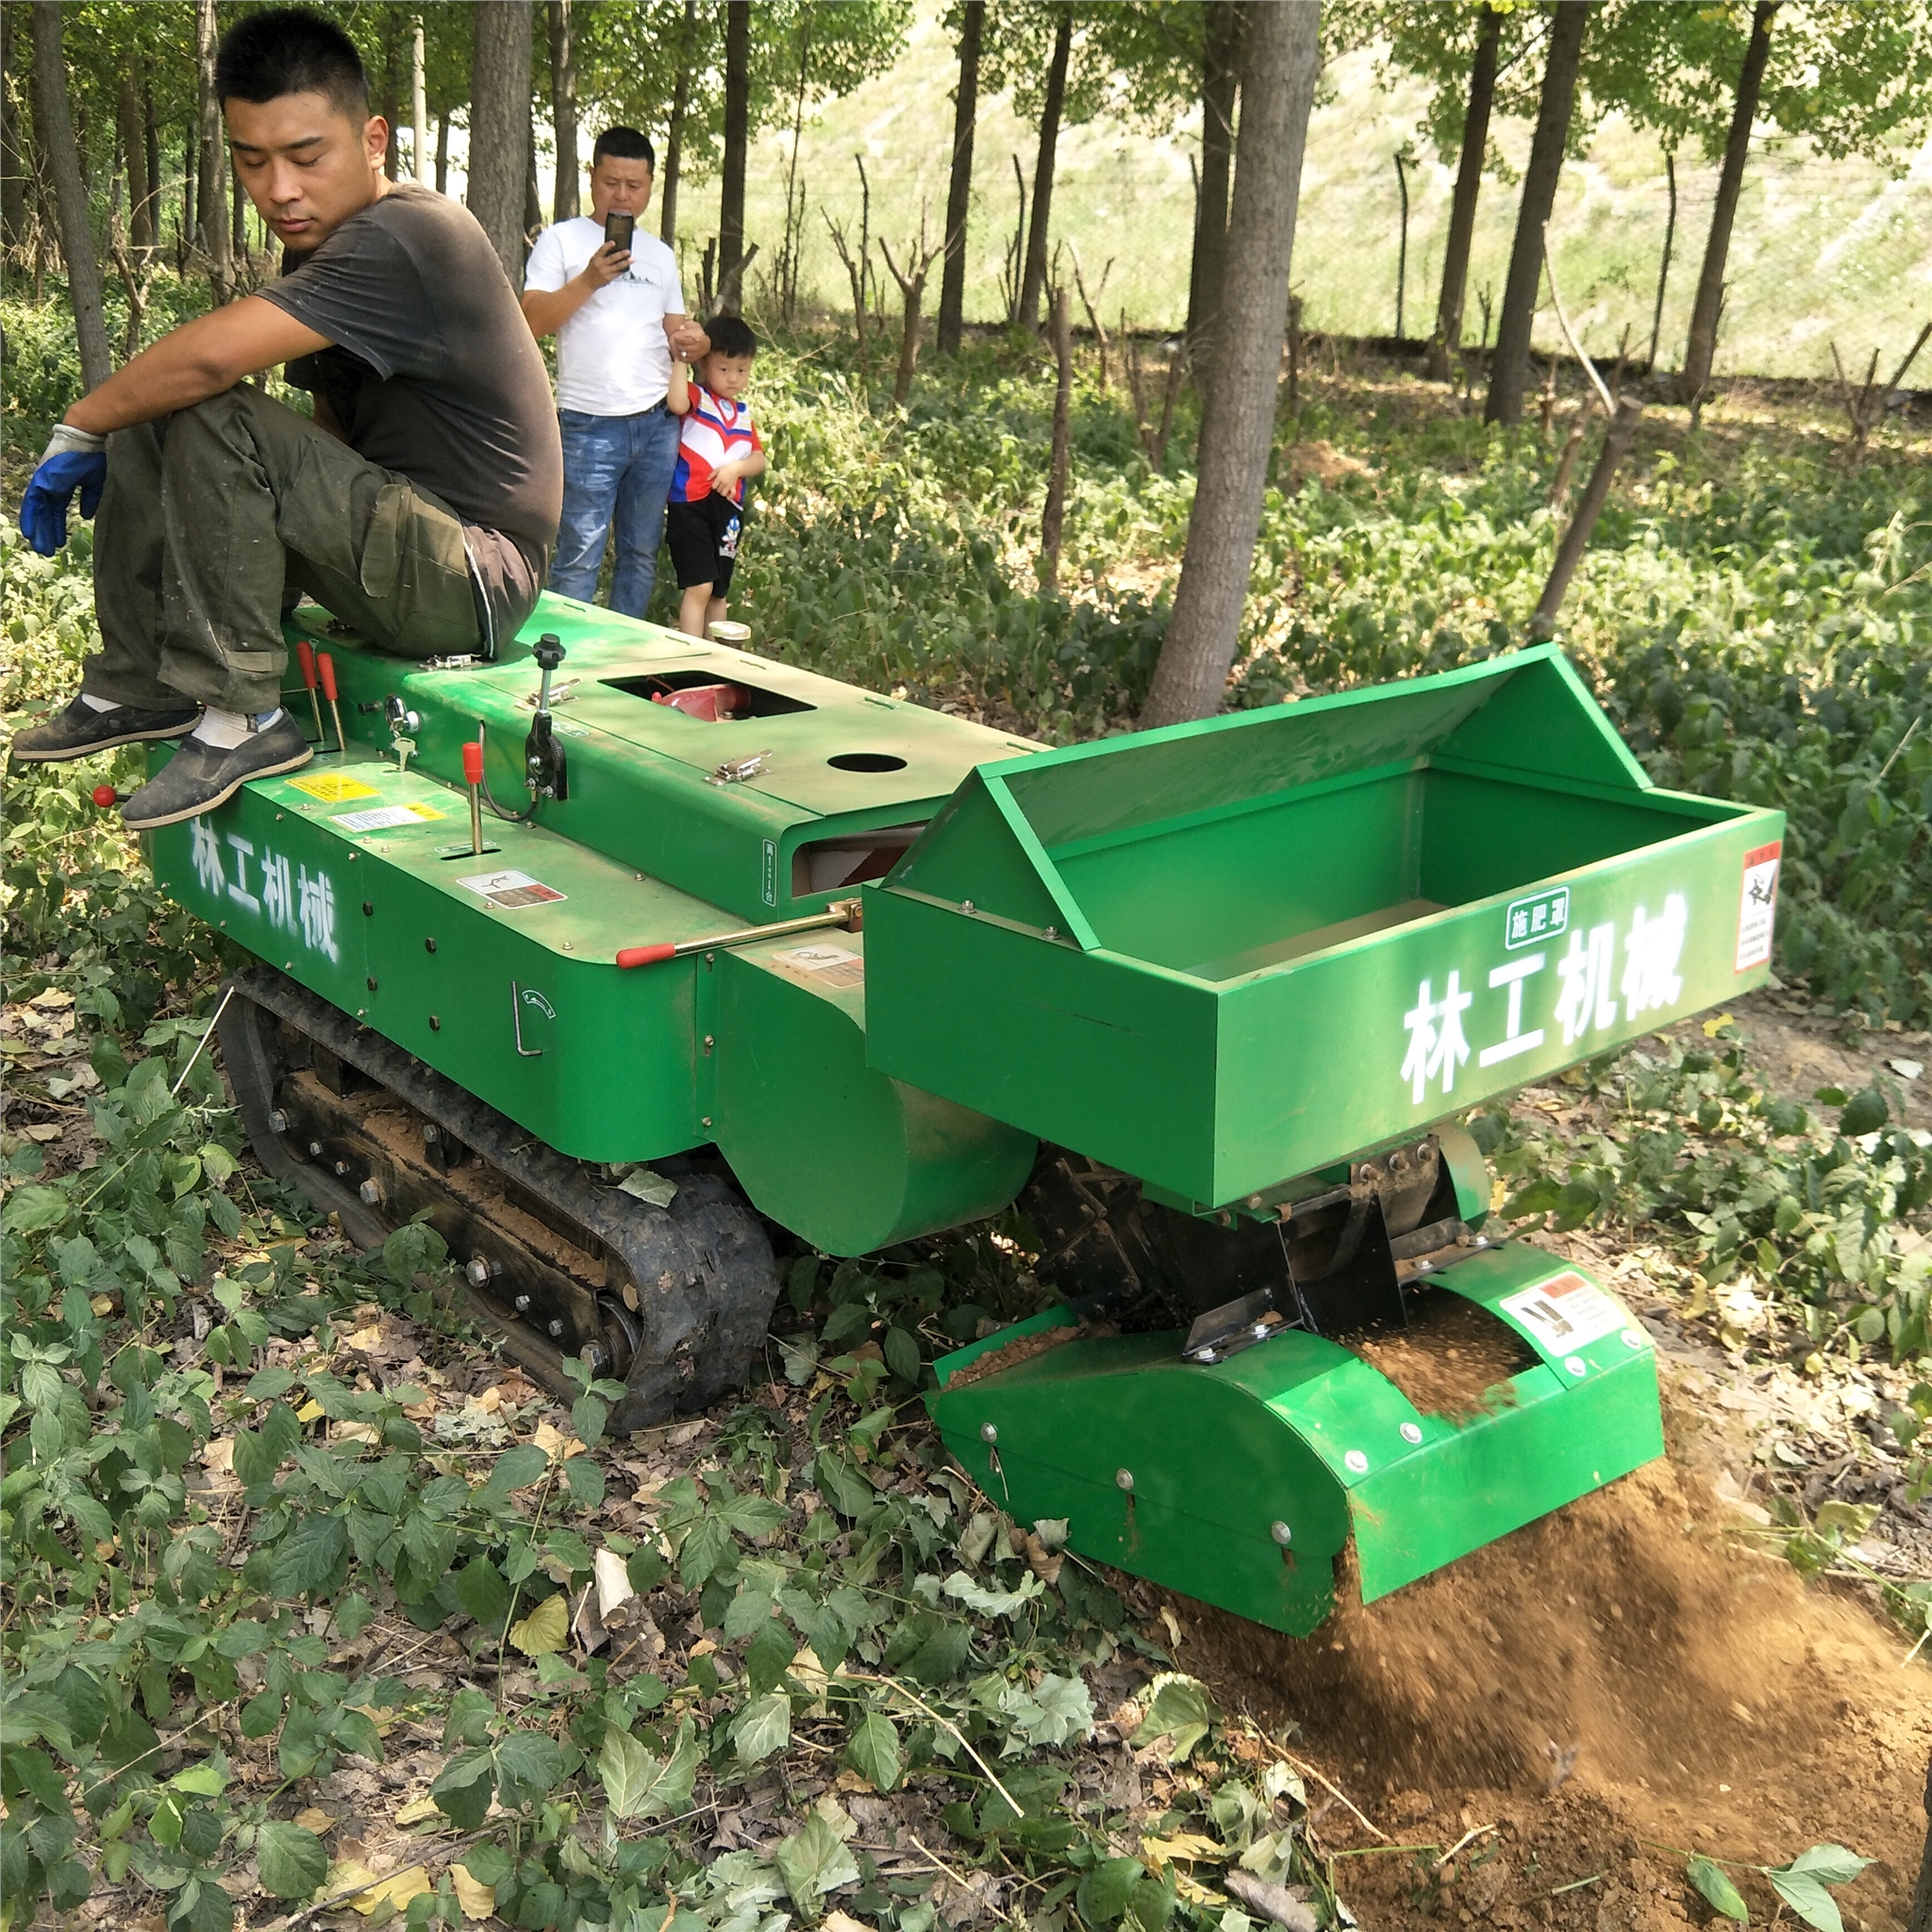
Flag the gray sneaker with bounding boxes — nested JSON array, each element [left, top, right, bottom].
[[10, 691, 201, 763], [121, 712, 314, 829]]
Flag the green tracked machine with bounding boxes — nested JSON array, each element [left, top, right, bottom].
[[142, 601, 1785, 1636]]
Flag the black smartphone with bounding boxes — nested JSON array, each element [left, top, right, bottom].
[[603, 210, 635, 254]]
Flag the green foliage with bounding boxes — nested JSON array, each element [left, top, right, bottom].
[[1681, 1843, 1874, 1932]]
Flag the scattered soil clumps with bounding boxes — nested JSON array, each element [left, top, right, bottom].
[[942, 1320, 1116, 1390], [1177, 1457, 1931, 1925], [1347, 1289, 1535, 1418]]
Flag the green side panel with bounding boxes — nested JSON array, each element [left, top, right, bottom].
[[928, 1246, 1662, 1636], [1434, 647, 1653, 791], [711, 939, 1035, 1256], [859, 891, 1222, 1195], [886, 769, 1073, 936]]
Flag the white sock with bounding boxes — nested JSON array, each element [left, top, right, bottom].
[[81, 693, 117, 712], [192, 706, 282, 749]]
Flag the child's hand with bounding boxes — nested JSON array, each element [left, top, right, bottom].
[[709, 461, 741, 496]]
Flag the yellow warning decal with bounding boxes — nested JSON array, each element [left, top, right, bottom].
[[287, 773, 381, 803]]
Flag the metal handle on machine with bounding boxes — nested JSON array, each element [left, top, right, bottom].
[[615, 900, 862, 971], [510, 980, 544, 1057]]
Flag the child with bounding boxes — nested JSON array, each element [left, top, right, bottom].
[[665, 315, 766, 639]]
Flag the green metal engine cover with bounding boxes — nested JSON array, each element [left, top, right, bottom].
[[928, 1242, 1664, 1635]]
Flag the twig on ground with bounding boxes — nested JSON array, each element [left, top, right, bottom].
[[1432, 1823, 1496, 1872]]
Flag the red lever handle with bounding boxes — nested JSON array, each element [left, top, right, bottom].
[[317, 652, 338, 701], [615, 943, 679, 970], [296, 639, 318, 690], [461, 741, 484, 786], [92, 784, 120, 808]]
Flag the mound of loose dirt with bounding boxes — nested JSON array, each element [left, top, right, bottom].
[[1347, 1289, 1536, 1420], [1178, 1455, 1931, 1928]]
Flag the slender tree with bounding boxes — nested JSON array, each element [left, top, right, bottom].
[[1185, 0, 1242, 359], [118, 66, 154, 259], [194, 0, 231, 300], [469, 0, 534, 287], [1141, 0, 1322, 728], [718, 0, 751, 286], [0, 4, 23, 252], [936, 0, 984, 357], [1484, 0, 1591, 426], [29, 2, 111, 387], [661, 0, 696, 243], [1017, 8, 1072, 333], [549, 0, 579, 222], [1426, 4, 1501, 381], [1678, 0, 1774, 408]]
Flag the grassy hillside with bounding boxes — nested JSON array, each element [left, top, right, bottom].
[[633, 7, 1932, 383]]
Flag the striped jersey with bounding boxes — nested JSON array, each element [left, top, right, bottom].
[[671, 384, 761, 504]]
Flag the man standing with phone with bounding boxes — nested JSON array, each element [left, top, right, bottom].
[[523, 128, 709, 619]]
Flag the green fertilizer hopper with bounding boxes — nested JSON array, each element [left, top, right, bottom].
[[143, 605, 1783, 1635]]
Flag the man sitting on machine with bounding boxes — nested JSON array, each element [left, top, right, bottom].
[[11, 7, 561, 831]]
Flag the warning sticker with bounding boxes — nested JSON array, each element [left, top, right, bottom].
[[288, 773, 379, 804], [772, 943, 864, 989], [333, 802, 447, 832], [1499, 1273, 1630, 1353], [458, 869, 567, 910], [1735, 840, 1781, 972]]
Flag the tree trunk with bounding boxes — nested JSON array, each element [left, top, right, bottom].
[[29, 2, 112, 387], [1427, 3, 1500, 381], [436, 111, 449, 196], [194, 0, 232, 300], [1018, 10, 1073, 333], [719, 0, 751, 284], [1141, 0, 1321, 729], [1530, 396, 1643, 637], [525, 117, 543, 240], [1678, 0, 1775, 408], [1041, 285, 1074, 588], [1483, 0, 1590, 426], [1185, 0, 1241, 359], [937, 0, 984, 356], [181, 116, 194, 266], [549, 0, 578, 221], [469, 0, 534, 288], [142, 83, 161, 253], [661, 0, 696, 244], [381, 10, 401, 182], [0, 3, 22, 252], [411, 18, 429, 185], [1646, 149, 1675, 371]]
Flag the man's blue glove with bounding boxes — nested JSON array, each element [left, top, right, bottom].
[[20, 425, 108, 557]]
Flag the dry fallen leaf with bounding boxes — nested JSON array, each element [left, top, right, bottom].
[[508, 1592, 570, 1658], [392, 1795, 442, 1827], [292, 1807, 335, 1835], [532, 1419, 586, 1463], [295, 1399, 325, 1424], [1159, 1607, 1185, 1650], [450, 1863, 497, 1920], [350, 1866, 433, 1915], [341, 1324, 385, 1353], [201, 1438, 236, 1474]]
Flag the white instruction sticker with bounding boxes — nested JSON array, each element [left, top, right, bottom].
[[773, 943, 863, 988], [1735, 841, 1780, 972], [333, 802, 447, 832], [458, 869, 566, 910], [1499, 1272, 1628, 1353]]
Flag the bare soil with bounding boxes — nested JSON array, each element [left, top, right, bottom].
[[1348, 1290, 1536, 1420]]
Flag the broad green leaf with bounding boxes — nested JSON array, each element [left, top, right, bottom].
[[732, 1690, 793, 1767], [2, 1186, 71, 1235], [508, 1593, 569, 1658], [1765, 1870, 1842, 1932], [1687, 1857, 1749, 1922], [716, 1492, 786, 1539], [883, 1325, 922, 1384], [599, 1722, 700, 1822], [846, 1711, 902, 1791], [430, 1748, 497, 1829], [1131, 1673, 1220, 1762], [724, 1588, 776, 1641], [744, 1615, 796, 1695], [169, 1761, 228, 1797], [774, 1809, 860, 1911], [268, 1514, 347, 1598], [491, 1731, 564, 1810], [453, 1558, 510, 1630], [481, 1444, 551, 1498], [562, 1455, 606, 1508], [1780, 1847, 1873, 1889], [904, 1619, 971, 1686], [443, 1687, 496, 1748], [256, 1822, 328, 1900], [679, 1514, 736, 1588], [168, 1873, 237, 1932], [1078, 1857, 1147, 1925], [1021, 1674, 1094, 1747]]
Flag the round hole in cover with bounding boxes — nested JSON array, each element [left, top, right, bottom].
[[827, 752, 908, 773]]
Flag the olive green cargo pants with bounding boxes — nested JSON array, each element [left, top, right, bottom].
[[80, 384, 482, 716]]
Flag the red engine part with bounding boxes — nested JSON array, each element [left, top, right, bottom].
[[651, 683, 745, 722]]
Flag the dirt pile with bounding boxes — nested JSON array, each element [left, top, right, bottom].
[[1347, 1290, 1536, 1419], [1180, 1457, 1930, 1926]]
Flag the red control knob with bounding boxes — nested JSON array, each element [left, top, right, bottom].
[[462, 741, 484, 786], [616, 943, 679, 970], [296, 639, 319, 689], [92, 784, 120, 808], [316, 652, 339, 701]]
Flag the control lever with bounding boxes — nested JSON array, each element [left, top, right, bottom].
[[316, 652, 345, 754], [524, 634, 569, 802], [462, 741, 485, 855], [294, 641, 326, 743]]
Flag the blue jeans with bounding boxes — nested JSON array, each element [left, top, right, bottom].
[[549, 405, 681, 618]]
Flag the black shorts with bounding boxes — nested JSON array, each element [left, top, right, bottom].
[[665, 492, 746, 595]]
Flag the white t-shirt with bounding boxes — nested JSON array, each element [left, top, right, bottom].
[[524, 216, 687, 417]]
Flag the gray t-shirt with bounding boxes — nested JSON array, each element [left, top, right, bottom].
[[267, 181, 562, 648]]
